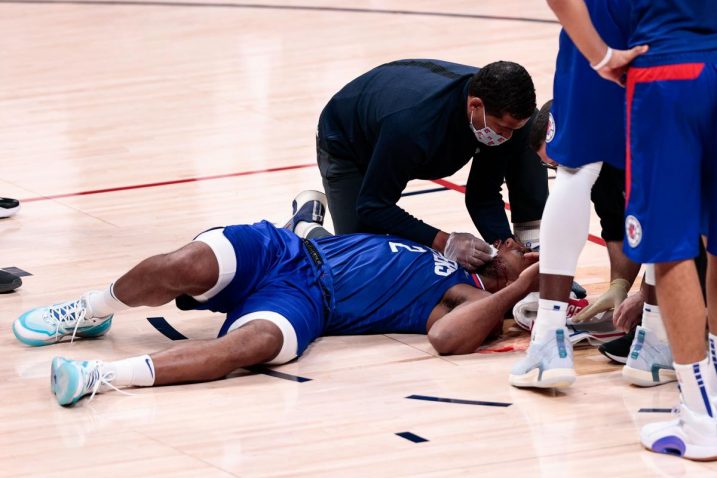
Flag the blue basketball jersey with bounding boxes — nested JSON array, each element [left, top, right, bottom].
[[547, 0, 631, 169], [629, 0, 717, 65], [193, 222, 479, 356], [313, 233, 477, 335]]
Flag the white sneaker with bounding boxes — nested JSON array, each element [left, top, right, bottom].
[[509, 328, 576, 388], [641, 402, 717, 461], [623, 326, 676, 387]]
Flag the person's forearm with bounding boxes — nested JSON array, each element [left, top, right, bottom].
[[432, 231, 449, 253], [466, 200, 512, 243], [357, 202, 439, 246], [428, 280, 531, 355], [547, 0, 609, 65]]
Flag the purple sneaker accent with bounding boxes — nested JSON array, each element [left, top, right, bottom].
[[651, 435, 686, 456]]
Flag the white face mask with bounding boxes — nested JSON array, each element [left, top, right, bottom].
[[469, 108, 508, 146]]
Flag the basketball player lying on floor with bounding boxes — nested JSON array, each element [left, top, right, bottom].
[[13, 192, 538, 406]]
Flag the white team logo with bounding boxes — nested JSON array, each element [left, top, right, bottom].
[[546, 112, 556, 143], [625, 215, 642, 248]]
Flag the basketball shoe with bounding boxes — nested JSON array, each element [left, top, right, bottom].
[[598, 328, 636, 364], [283, 190, 326, 231], [13, 295, 113, 346], [622, 325, 676, 387], [641, 401, 717, 461], [0, 197, 20, 218], [509, 328, 576, 388], [0, 269, 22, 293], [51, 357, 117, 406]]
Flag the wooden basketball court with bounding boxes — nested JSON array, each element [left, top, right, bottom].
[[1, 1, 711, 475]]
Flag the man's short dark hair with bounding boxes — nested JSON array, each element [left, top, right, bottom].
[[529, 99, 554, 152], [468, 61, 536, 120]]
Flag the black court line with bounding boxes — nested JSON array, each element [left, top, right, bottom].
[[246, 365, 312, 383], [147, 316, 189, 340], [1, 267, 32, 277], [0, 0, 560, 25], [396, 431, 429, 443], [402, 186, 450, 197], [638, 408, 673, 414], [407, 394, 512, 407]]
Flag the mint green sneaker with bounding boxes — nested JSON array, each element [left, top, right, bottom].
[[51, 357, 115, 406], [13, 295, 112, 346], [509, 328, 576, 388]]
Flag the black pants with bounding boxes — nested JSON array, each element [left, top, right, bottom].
[[317, 144, 373, 234]]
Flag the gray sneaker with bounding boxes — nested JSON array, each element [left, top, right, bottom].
[[509, 328, 576, 388], [622, 325, 676, 387]]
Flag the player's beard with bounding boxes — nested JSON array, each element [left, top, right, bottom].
[[477, 256, 509, 292]]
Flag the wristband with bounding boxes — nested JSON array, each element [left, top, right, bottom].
[[591, 47, 613, 71]]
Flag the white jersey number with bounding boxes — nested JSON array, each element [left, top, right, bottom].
[[388, 241, 457, 277]]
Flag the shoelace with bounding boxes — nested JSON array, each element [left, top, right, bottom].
[[85, 365, 133, 401], [45, 300, 87, 343]]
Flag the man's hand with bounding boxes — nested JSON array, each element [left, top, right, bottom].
[[572, 278, 630, 323], [613, 291, 645, 332], [595, 45, 649, 86], [443, 232, 493, 271]]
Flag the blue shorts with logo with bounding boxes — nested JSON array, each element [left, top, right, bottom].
[[625, 52, 717, 262]]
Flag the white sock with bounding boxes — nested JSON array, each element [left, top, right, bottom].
[[86, 283, 130, 318], [675, 358, 717, 416], [104, 355, 156, 388], [641, 304, 668, 342], [294, 222, 330, 239], [533, 299, 568, 341], [513, 220, 541, 250]]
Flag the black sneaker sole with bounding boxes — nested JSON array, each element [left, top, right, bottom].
[[598, 347, 628, 364]]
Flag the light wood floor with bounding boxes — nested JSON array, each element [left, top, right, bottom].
[[1, 1, 712, 476]]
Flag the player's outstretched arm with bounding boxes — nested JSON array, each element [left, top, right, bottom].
[[427, 264, 539, 355]]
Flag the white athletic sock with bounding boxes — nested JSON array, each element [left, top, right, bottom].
[[294, 222, 331, 239], [513, 220, 541, 250], [533, 299, 568, 341], [641, 304, 668, 342], [86, 283, 130, 318], [675, 358, 717, 416], [103, 355, 156, 388]]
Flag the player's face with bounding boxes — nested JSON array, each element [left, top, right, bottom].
[[494, 238, 531, 281]]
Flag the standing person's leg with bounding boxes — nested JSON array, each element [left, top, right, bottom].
[[316, 142, 365, 234], [630, 62, 717, 460], [510, 161, 602, 388], [622, 264, 676, 386]]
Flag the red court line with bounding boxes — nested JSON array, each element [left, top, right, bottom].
[[431, 178, 607, 247], [20, 163, 316, 202]]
